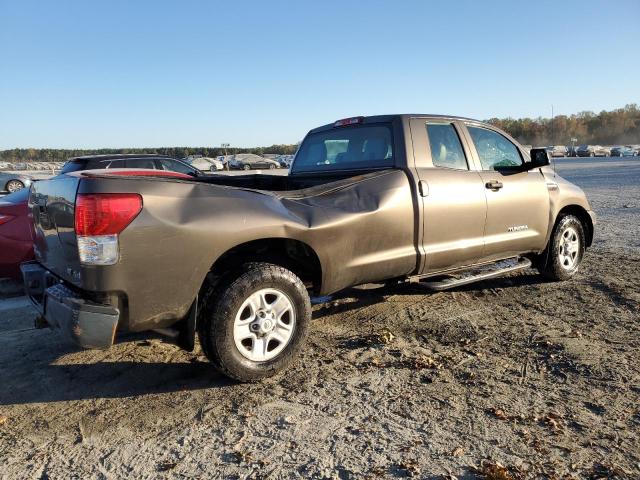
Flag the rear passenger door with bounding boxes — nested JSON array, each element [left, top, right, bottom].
[[462, 124, 550, 260], [409, 119, 487, 273]]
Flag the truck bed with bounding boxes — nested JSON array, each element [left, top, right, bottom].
[[193, 169, 393, 195]]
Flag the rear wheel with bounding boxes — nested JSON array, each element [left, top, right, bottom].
[[269, 163, 276, 169], [5, 180, 24, 193], [243, 164, 251, 171], [534, 214, 585, 281], [198, 263, 311, 382]]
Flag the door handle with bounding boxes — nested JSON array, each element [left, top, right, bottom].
[[485, 180, 503, 190]]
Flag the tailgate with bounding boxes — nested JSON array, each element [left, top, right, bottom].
[[29, 174, 82, 284]]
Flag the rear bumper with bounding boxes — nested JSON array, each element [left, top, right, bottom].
[[20, 261, 119, 349]]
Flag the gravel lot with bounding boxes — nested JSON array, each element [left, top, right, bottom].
[[1, 158, 638, 479]]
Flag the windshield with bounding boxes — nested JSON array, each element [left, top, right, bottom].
[[291, 124, 394, 174]]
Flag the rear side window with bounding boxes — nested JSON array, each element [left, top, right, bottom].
[[107, 160, 127, 168], [467, 126, 523, 170], [60, 161, 87, 173], [125, 158, 156, 169], [292, 124, 393, 173], [426, 123, 468, 170]]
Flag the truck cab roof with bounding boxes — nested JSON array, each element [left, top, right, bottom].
[[308, 114, 483, 134]]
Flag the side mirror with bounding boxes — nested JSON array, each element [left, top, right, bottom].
[[528, 148, 551, 169]]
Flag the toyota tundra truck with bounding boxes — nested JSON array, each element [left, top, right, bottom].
[[22, 115, 595, 381]]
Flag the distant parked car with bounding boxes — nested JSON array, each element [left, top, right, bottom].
[[183, 156, 225, 172], [277, 155, 294, 168], [610, 146, 635, 157], [0, 188, 33, 280], [0, 171, 33, 193], [547, 145, 568, 157], [60, 154, 203, 176], [566, 145, 578, 157], [598, 146, 611, 157], [229, 154, 280, 170], [576, 145, 609, 157]]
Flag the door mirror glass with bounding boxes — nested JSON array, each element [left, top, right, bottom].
[[529, 148, 551, 169]]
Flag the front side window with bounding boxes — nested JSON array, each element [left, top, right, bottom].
[[426, 123, 468, 170], [292, 124, 393, 174], [467, 126, 523, 170]]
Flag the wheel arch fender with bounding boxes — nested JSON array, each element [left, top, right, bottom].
[[202, 237, 324, 297], [552, 204, 594, 247]]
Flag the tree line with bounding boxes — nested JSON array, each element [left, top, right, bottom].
[[1, 104, 638, 163], [488, 104, 640, 147]]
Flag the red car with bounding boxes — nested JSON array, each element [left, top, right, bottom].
[[0, 188, 33, 280]]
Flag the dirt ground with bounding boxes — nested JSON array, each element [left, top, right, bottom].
[[1, 158, 638, 479]]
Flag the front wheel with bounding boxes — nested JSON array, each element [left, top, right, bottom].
[[243, 164, 251, 171], [198, 263, 311, 382], [534, 214, 585, 281]]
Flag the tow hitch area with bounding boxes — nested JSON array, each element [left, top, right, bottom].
[[20, 261, 120, 349]]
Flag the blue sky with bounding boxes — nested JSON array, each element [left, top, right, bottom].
[[1, 0, 638, 149]]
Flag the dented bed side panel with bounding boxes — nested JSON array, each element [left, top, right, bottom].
[[73, 170, 418, 331]]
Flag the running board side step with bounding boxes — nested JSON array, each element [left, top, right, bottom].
[[409, 257, 532, 292]]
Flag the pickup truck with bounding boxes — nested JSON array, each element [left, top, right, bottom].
[[22, 115, 595, 381]]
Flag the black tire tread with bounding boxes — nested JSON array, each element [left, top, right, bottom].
[[535, 214, 585, 281], [197, 262, 311, 382]]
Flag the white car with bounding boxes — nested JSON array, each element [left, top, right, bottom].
[[184, 156, 225, 172]]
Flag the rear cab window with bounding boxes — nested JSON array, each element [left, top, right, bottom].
[[292, 124, 394, 174], [425, 123, 468, 170]]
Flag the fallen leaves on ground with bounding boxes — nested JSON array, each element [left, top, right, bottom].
[[0, 414, 7, 426], [411, 354, 442, 370], [377, 328, 395, 344], [472, 460, 525, 480], [489, 407, 510, 421], [451, 446, 464, 457]]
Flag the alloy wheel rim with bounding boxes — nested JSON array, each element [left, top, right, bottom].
[[7, 180, 23, 192], [558, 226, 580, 270], [233, 288, 295, 362]]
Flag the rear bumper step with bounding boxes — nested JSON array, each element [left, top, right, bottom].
[[20, 261, 119, 349], [410, 257, 532, 292]]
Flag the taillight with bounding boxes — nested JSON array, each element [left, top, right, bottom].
[[75, 193, 142, 265], [75, 194, 142, 236], [0, 214, 15, 226]]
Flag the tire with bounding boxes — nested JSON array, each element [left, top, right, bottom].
[[5, 180, 24, 193], [534, 214, 585, 281], [269, 163, 276, 169], [243, 164, 251, 171], [198, 262, 311, 382], [590, 152, 595, 157]]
